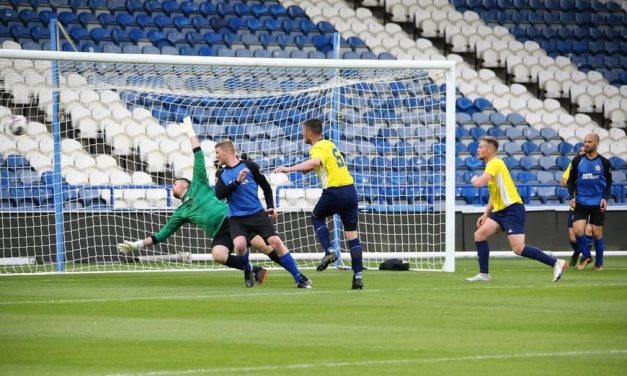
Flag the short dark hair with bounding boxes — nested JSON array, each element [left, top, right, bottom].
[[174, 177, 191, 186], [303, 118, 323, 135], [480, 136, 499, 150]]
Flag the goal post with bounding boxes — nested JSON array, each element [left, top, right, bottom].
[[0, 48, 455, 274]]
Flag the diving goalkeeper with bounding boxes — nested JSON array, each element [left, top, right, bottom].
[[117, 117, 285, 284]]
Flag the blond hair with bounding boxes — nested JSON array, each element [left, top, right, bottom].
[[215, 139, 236, 154]]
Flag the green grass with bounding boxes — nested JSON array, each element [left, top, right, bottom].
[[1, 257, 627, 376]]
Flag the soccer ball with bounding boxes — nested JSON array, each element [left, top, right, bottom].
[[5, 115, 27, 136]]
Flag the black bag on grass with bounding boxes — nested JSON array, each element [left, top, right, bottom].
[[379, 258, 410, 271]]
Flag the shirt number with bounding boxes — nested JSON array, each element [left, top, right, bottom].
[[332, 148, 345, 168]]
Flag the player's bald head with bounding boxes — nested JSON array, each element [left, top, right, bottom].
[[585, 133, 599, 144]]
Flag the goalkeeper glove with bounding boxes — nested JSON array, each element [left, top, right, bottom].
[[180, 116, 196, 138], [117, 240, 145, 254]]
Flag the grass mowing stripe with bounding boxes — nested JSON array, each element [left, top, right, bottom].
[[106, 349, 627, 376], [1, 281, 627, 306], [2, 258, 626, 376]]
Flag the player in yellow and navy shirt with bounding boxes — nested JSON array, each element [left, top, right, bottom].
[[274, 118, 364, 290], [466, 136, 567, 282]]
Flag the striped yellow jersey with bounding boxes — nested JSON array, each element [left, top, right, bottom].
[[484, 157, 522, 212], [309, 139, 354, 188]]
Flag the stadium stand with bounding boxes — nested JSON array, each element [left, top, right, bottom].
[[0, 0, 625, 209]]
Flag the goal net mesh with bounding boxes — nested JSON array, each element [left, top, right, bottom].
[[0, 52, 453, 274]]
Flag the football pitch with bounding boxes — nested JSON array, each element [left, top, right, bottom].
[[1, 257, 626, 376]]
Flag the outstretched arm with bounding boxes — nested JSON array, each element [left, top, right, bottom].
[[273, 158, 321, 174], [471, 172, 492, 188], [117, 211, 185, 253], [118, 237, 153, 254]]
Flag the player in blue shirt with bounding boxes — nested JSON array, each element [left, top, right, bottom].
[[214, 140, 311, 288], [567, 133, 612, 271]]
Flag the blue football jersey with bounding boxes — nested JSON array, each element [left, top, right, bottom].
[[568, 155, 612, 206]]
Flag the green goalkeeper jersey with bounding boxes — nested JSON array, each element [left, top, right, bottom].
[[152, 148, 229, 244]]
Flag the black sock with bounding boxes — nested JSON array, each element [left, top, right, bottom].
[[267, 250, 283, 267], [224, 254, 244, 270]]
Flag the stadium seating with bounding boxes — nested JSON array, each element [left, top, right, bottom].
[[0, 0, 625, 209]]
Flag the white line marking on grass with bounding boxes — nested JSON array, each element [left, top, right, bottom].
[[1, 282, 626, 306], [106, 349, 627, 376]]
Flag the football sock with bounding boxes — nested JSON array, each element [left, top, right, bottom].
[[348, 238, 363, 273], [266, 250, 283, 267], [311, 215, 332, 253], [594, 238, 605, 266], [586, 234, 594, 252], [569, 241, 579, 254], [224, 254, 244, 270], [476, 240, 489, 273], [521, 245, 556, 267], [576, 235, 591, 258], [242, 250, 252, 273], [279, 251, 301, 283]]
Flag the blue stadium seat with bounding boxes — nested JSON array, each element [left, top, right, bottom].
[[501, 156, 519, 170], [122, 44, 141, 54], [555, 155, 571, 170], [554, 186, 569, 202], [102, 43, 122, 53], [90, 27, 111, 43], [539, 141, 558, 156], [137, 14, 157, 29], [464, 156, 483, 171], [474, 98, 492, 112], [517, 171, 536, 183], [155, 15, 175, 30], [462, 187, 481, 205], [467, 141, 479, 156], [538, 156, 558, 170], [520, 156, 540, 170], [469, 127, 487, 140], [180, 0, 200, 16], [70, 26, 92, 42], [161, 0, 181, 16], [557, 142, 574, 155], [455, 127, 470, 140], [171, 16, 192, 32], [116, 14, 136, 29], [456, 97, 475, 114], [609, 157, 625, 170], [536, 170, 555, 184], [487, 127, 505, 138], [503, 142, 521, 156], [123, 0, 144, 14], [506, 113, 526, 125]]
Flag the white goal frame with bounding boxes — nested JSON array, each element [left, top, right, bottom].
[[0, 49, 456, 273]]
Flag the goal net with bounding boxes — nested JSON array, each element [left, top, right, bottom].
[[0, 49, 455, 274]]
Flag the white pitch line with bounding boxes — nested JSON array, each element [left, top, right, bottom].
[[1, 282, 626, 306], [106, 349, 627, 376]]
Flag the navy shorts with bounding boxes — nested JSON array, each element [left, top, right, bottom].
[[229, 209, 277, 242], [313, 184, 359, 231], [489, 203, 526, 235], [211, 218, 234, 250], [574, 204, 604, 226]]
